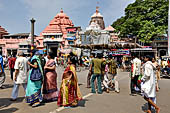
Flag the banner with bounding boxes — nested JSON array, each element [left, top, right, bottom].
[[111, 49, 130, 56]]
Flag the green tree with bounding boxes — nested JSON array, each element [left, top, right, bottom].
[[112, 0, 168, 43]]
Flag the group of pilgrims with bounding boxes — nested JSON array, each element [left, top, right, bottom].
[[5, 50, 82, 107], [0, 49, 160, 113]]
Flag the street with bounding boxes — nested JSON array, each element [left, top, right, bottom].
[[0, 67, 170, 113]]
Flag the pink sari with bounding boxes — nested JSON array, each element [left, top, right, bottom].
[[43, 59, 58, 102]]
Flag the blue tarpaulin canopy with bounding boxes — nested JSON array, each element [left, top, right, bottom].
[[38, 50, 44, 54]]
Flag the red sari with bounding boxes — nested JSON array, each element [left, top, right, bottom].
[[57, 64, 82, 107], [43, 59, 58, 102]]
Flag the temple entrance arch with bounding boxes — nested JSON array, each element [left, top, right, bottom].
[[44, 41, 59, 57]]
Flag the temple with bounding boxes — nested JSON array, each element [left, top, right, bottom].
[[0, 26, 8, 38], [40, 9, 74, 56], [89, 6, 105, 30]]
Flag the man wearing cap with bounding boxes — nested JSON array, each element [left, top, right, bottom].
[[10, 51, 28, 101]]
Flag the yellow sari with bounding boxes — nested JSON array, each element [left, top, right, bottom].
[[57, 65, 82, 107]]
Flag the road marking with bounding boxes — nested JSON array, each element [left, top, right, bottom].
[[82, 93, 93, 99], [50, 93, 93, 113], [56, 107, 65, 112]]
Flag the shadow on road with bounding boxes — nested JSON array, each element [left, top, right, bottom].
[[78, 83, 83, 86], [0, 107, 18, 113], [161, 76, 170, 79], [141, 103, 156, 113], [2, 84, 13, 89], [77, 99, 88, 107], [141, 103, 148, 112], [0, 97, 24, 109]]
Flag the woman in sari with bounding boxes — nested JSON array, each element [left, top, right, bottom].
[[43, 52, 58, 102], [26, 51, 43, 107], [57, 52, 82, 107]]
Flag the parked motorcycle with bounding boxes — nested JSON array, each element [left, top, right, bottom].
[[161, 66, 170, 78]]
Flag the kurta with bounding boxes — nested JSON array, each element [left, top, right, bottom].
[[141, 61, 156, 98]]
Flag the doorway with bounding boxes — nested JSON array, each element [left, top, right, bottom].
[[50, 47, 58, 57]]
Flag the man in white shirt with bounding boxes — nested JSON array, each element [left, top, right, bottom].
[[141, 55, 160, 113], [131, 55, 141, 95], [10, 51, 28, 101]]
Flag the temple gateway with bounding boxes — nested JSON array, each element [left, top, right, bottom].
[[40, 9, 74, 56]]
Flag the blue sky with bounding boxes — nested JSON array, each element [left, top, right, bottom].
[[0, 0, 135, 35]]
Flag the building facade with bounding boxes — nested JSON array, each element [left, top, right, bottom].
[[0, 33, 29, 56], [152, 34, 168, 57], [0, 26, 9, 55]]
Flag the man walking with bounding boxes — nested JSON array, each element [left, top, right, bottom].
[[8, 55, 16, 80], [108, 55, 119, 93], [141, 55, 160, 113], [0, 54, 5, 89], [131, 54, 141, 95], [90, 53, 103, 94], [10, 51, 28, 101], [87, 54, 94, 88]]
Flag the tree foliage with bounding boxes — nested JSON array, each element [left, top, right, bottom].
[[112, 0, 168, 43]]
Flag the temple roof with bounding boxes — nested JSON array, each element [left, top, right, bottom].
[[41, 9, 74, 37], [104, 26, 115, 31], [0, 26, 8, 34]]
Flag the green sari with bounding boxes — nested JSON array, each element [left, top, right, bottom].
[[25, 55, 43, 104]]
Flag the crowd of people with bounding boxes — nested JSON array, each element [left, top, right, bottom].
[[0, 50, 163, 112], [0, 50, 82, 107]]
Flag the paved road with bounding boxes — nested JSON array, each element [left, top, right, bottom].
[[0, 67, 170, 113]]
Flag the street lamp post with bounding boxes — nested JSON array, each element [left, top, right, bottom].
[[30, 18, 36, 50]]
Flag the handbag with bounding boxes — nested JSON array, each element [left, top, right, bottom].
[[30, 68, 42, 81]]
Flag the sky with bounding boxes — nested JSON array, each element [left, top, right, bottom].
[[0, 0, 135, 35]]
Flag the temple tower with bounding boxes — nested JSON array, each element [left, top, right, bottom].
[[89, 6, 105, 30]]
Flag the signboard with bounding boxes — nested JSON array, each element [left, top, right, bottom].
[[111, 49, 130, 56], [67, 28, 77, 33]]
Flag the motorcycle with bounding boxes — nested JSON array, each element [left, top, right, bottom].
[[161, 66, 170, 78]]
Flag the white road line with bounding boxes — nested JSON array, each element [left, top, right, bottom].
[[82, 93, 93, 99], [56, 107, 65, 112], [50, 93, 93, 113]]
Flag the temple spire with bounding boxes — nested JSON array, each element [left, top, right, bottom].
[[96, 2, 99, 14], [60, 8, 63, 13]]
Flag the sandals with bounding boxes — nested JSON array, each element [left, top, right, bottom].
[[32, 102, 41, 107]]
